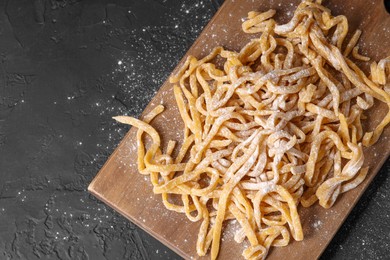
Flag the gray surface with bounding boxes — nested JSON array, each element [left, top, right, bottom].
[[0, 0, 389, 259]]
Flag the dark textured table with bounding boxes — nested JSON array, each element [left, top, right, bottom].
[[0, 1, 389, 259]]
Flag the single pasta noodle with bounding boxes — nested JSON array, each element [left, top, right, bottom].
[[113, 1, 390, 259]]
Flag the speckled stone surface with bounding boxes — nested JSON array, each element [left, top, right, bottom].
[[0, 1, 389, 259]]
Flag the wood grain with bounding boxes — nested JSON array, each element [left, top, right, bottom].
[[88, 1, 390, 259]]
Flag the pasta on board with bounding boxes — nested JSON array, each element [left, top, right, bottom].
[[114, 0, 390, 259]]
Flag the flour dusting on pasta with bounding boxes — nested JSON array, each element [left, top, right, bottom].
[[114, 0, 390, 259]]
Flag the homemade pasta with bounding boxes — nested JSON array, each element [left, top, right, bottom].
[[114, 0, 390, 259]]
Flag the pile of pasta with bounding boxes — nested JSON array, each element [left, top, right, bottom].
[[114, 0, 390, 259]]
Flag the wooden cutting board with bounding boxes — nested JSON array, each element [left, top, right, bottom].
[[88, 0, 390, 259]]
